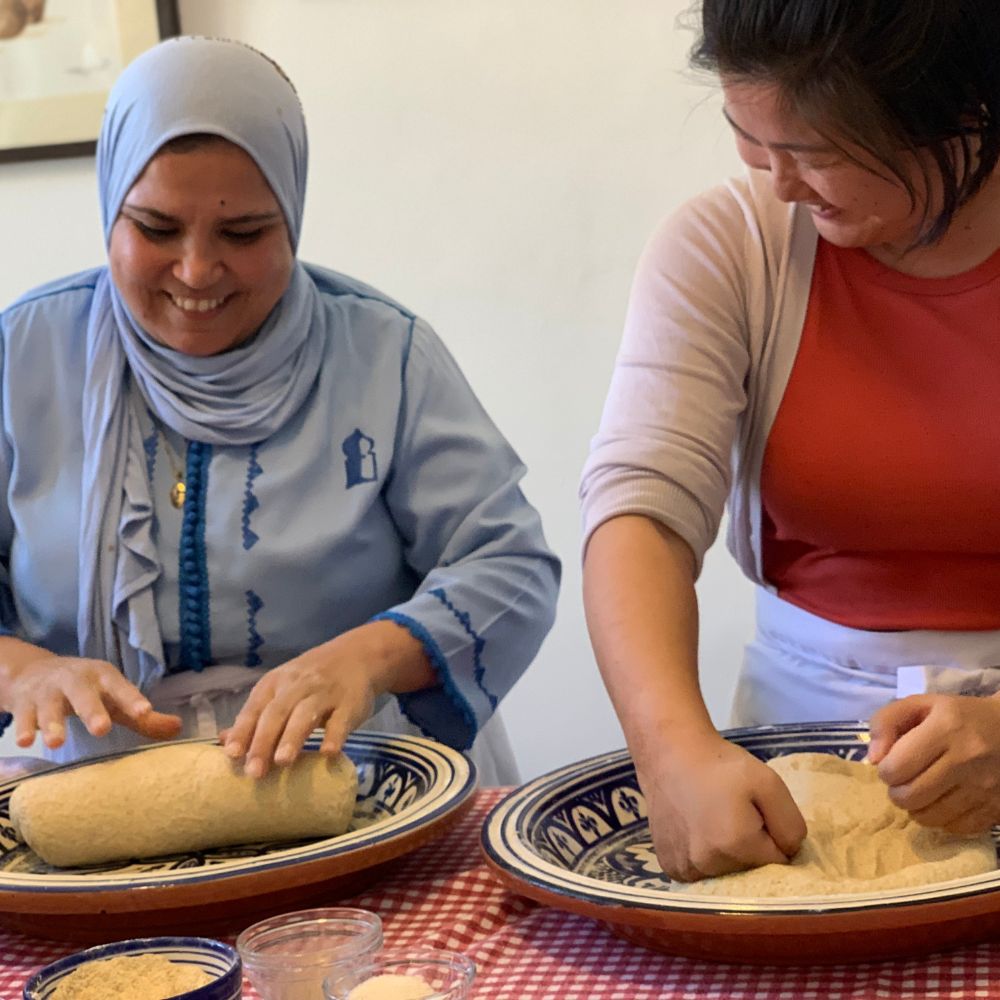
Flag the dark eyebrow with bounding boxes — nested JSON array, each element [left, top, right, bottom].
[[722, 108, 835, 154], [121, 204, 282, 226]]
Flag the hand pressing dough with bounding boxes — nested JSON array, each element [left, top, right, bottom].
[[9, 743, 357, 867], [678, 752, 996, 898]]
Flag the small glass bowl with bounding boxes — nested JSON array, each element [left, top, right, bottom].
[[236, 907, 382, 1000], [322, 948, 475, 1000]]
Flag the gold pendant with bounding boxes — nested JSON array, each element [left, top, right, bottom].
[[170, 480, 186, 509]]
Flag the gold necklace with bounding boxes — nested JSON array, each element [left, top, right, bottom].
[[158, 431, 187, 509]]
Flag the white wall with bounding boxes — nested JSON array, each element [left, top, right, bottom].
[[0, 0, 754, 776]]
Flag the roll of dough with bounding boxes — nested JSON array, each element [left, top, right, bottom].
[[9, 743, 358, 867]]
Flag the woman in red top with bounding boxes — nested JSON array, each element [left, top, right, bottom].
[[582, 0, 1000, 880]]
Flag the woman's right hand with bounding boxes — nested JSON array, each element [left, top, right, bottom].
[[0, 641, 181, 750], [638, 730, 807, 882]]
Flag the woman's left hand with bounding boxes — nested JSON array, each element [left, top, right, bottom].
[[867, 693, 1000, 835], [221, 621, 434, 778]]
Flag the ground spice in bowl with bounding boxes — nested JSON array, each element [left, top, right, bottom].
[[48, 953, 213, 999]]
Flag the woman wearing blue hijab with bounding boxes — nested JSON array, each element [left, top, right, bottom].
[[0, 37, 559, 785]]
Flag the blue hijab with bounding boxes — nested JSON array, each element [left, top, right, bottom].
[[79, 37, 325, 690]]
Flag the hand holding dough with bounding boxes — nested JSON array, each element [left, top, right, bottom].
[[676, 753, 996, 898], [870, 694, 1000, 834], [9, 743, 357, 867]]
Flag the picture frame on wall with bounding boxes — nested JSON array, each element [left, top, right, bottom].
[[0, 0, 181, 163]]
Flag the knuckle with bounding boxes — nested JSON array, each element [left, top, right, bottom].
[[689, 843, 730, 876], [887, 783, 910, 808], [936, 698, 964, 730]]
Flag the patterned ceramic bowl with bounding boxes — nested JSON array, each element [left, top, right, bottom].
[[482, 722, 1000, 964], [0, 732, 476, 943], [22, 936, 241, 999]]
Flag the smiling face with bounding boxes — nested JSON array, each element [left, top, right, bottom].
[[722, 80, 934, 255], [108, 140, 294, 357]]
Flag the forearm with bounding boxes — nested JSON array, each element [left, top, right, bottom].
[[583, 515, 717, 772]]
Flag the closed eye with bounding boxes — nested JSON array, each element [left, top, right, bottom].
[[797, 153, 844, 170], [222, 228, 267, 244], [131, 219, 178, 240]]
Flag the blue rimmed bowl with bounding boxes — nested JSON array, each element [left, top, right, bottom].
[[0, 732, 476, 943], [482, 722, 1000, 964], [23, 936, 241, 999]]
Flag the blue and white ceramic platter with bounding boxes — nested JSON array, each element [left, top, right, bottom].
[[0, 731, 475, 893], [23, 936, 242, 999], [483, 722, 1000, 914]]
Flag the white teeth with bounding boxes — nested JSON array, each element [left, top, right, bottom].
[[170, 294, 225, 312]]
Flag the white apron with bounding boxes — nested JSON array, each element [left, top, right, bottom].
[[730, 587, 1000, 727]]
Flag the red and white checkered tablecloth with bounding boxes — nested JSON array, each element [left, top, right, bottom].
[[4, 788, 1000, 999]]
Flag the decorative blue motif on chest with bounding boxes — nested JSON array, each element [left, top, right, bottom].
[[177, 441, 212, 672], [245, 589, 264, 668], [242, 444, 263, 551], [142, 428, 158, 483], [342, 428, 378, 488]]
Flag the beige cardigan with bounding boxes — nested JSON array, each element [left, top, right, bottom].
[[580, 169, 819, 582]]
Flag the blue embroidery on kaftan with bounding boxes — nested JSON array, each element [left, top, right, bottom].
[[178, 441, 212, 671], [372, 609, 478, 747], [242, 444, 263, 550], [143, 427, 158, 483], [428, 587, 497, 708], [343, 428, 378, 487], [245, 589, 264, 667]]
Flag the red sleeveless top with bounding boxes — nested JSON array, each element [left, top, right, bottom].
[[761, 238, 1000, 630]]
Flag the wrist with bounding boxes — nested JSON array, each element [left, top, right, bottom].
[[626, 713, 720, 774], [330, 620, 435, 697], [0, 638, 45, 707]]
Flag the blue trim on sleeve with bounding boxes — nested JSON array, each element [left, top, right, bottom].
[[0, 712, 10, 738], [178, 441, 212, 671], [371, 610, 478, 746], [428, 587, 497, 709]]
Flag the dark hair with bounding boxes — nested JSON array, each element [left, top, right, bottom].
[[690, 0, 1000, 244]]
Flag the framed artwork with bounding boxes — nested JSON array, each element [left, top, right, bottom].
[[0, 0, 181, 163]]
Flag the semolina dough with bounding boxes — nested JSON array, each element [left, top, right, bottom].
[[9, 743, 357, 868], [679, 752, 997, 898]]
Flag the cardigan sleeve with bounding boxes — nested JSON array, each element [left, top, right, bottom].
[[372, 319, 560, 750], [0, 313, 19, 640], [579, 183, 755, 576], [0, 312, 17, 738]]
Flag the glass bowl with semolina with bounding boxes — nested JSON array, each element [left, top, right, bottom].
[[22, 935, 242, 1000], [323, 948, 475, 1000]]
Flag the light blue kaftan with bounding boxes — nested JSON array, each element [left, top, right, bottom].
[[0, 264, 559, 778]]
